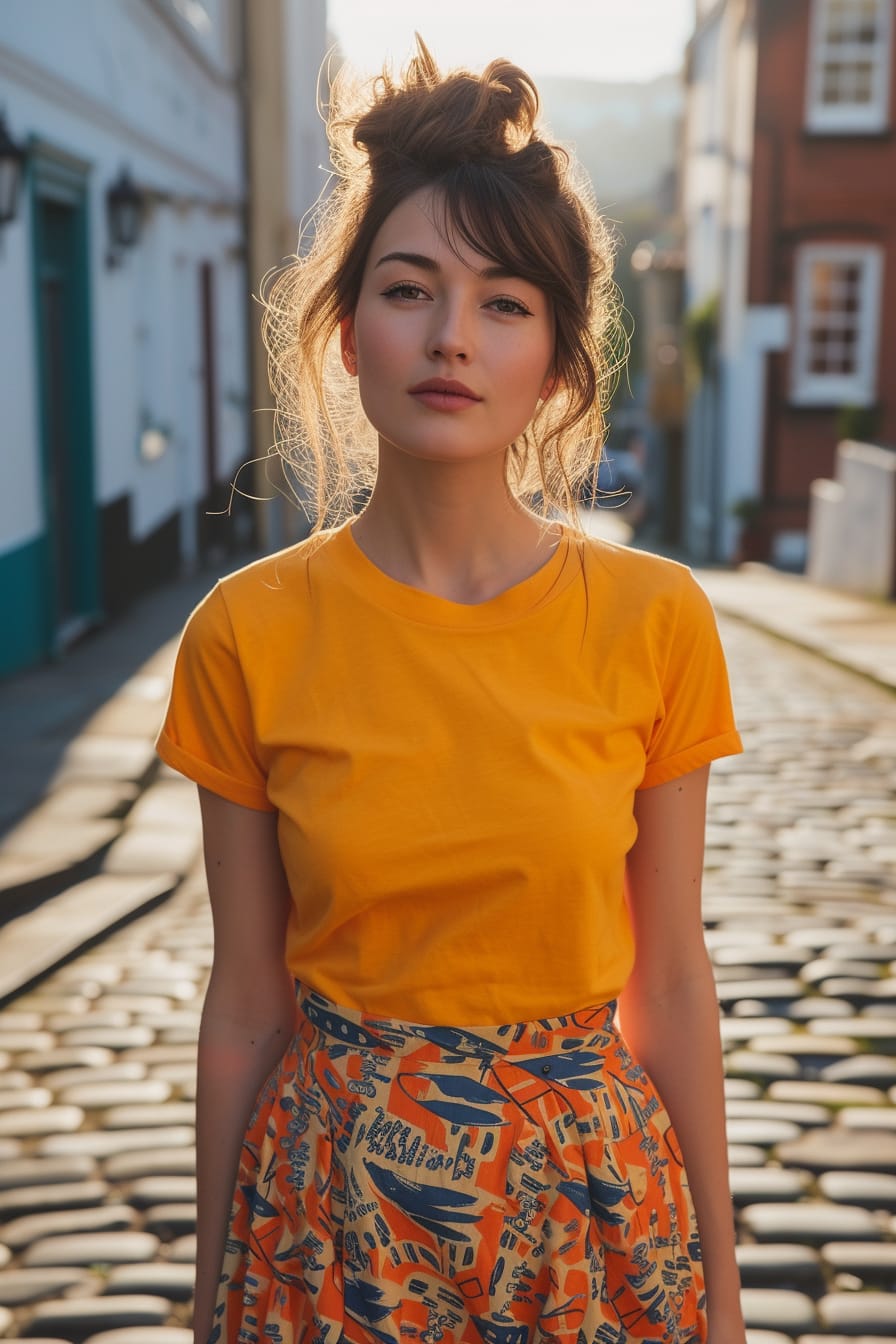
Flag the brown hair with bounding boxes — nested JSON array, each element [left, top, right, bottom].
[[261, 37, 624, 530]]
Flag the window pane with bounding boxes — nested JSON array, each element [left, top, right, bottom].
[[816, 0, 883, 107], [826, 0, 848, 31], [826, 0, 880, 41], [822, 63, 846, 101], [811, 264, 836, 310], [857, 0, 879, 41], [843, 264, 862, 297], [805, 256, 866, 374], [854, 63, 874, 99], [797, 246, 877, 399]]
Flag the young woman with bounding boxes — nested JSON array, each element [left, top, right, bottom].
[[157, 40, 745, 1344]]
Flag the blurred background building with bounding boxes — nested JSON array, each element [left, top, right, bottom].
[[0, 0, 327, 676], [677, 0, 895, 567]]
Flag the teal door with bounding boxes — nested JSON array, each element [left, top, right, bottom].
[[31, 150, 99, 650]]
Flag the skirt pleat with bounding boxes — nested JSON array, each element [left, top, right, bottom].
[[208, 987, 707, 1344]]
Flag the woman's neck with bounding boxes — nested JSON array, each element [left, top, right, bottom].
[[350, 446, 561, 604]]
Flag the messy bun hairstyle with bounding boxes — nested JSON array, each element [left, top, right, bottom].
[[261, 37, 623, 530]]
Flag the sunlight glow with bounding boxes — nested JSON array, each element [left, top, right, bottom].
[[326, 0, 696, 84]]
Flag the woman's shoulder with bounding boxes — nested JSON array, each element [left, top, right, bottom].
[[216, 523, 347, 601], [579, 532, 697, 603], [576, 533, 720, 653], [179, 524, 349, 657]]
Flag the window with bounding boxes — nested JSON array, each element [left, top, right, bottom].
[[792, 244, 882, 406], [806, 0, 892, 132]]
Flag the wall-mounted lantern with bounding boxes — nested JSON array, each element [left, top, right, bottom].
[[106, 167, 143, 266], [0, 113, 26, 227]]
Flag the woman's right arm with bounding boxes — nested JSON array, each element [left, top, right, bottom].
[[192, 786, 298, 1344]]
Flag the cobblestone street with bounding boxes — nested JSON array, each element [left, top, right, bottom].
[[2, 609, 896, 1342]]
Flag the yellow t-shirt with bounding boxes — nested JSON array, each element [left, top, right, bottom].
[[156, 522, 742, 1025]]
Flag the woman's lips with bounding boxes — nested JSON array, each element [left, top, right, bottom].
[[408, 379, 483, 411], [410, 389, 481, 411]]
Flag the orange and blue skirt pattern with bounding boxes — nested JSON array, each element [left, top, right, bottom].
[[210, 987, 707, 1344]]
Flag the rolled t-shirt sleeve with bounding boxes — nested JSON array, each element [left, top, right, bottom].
[[155, 584, 274, 811], [639, 570, 743, 790]]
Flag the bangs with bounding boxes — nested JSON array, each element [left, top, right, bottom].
[[429, 167, 582, 297]]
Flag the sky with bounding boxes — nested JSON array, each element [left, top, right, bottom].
[[326, 0, 696, 84]]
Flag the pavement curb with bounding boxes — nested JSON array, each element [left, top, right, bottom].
[[697, 564, 896, 697]]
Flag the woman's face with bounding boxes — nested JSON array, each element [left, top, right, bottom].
[[342, 187, 556, 466]]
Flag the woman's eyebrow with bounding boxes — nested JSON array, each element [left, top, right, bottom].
[[373, 250, 518, 281]]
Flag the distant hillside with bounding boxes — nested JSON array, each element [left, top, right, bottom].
[[536, 73, 685, 389], [536, 72, 683, 212]]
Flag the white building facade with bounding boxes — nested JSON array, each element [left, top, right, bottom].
[[0, 0, 328, 676], [682, 0, 773, 562]]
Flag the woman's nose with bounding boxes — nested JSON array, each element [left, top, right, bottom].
[[426, 299, 471, 362]]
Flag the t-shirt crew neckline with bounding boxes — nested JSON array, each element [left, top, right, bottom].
[[338, 520, 577, 629]]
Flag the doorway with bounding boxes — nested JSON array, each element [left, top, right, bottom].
[[31, 150, 99, 651]]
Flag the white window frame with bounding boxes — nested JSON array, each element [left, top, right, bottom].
[[806, 0, 893, 133], [791, 243, 883, 406]]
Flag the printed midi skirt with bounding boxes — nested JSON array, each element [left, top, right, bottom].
[[210, 986, 707, 1344]]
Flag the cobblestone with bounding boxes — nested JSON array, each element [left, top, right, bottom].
[[25, 1294, 171, 1336], [817, 1171, 896, 1211], [739, 1202, 885, 1246], [729, 1167, 814, 1204], [735, 1243, 825, 1291], [37, 1124, 195, 1159], [0, 1180, 110, 1217], [2, 1205, 137, 1251], [777, 1129, 896, 1173], [141, 1203, 196, 1240], [0, 1267, 94, 1306], [766, 1080, 887, 1107], [817, 1292, 896, 1333], [104, 1262, 195, 1300], [83, 1330, 192, 1344], [820, 1241, 896, 1284], [740, 1287, 818, 1332], [0, 1156, 97, 1190], [129, 1176, 197, 1207], [102, 1149, 196, 1182], [23, 1230, 161, 1268]]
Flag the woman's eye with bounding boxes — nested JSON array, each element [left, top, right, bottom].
[[490, 296, 532, 316], [383, 282, 427, 301]]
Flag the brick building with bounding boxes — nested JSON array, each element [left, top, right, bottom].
[[683, 0, 895, 565]]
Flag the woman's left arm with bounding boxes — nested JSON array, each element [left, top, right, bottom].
[[618, 764, 746, 1344]]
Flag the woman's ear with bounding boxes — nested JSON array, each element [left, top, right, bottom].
[[540, 372, 562, 401], [340, 316, 357, 375]]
